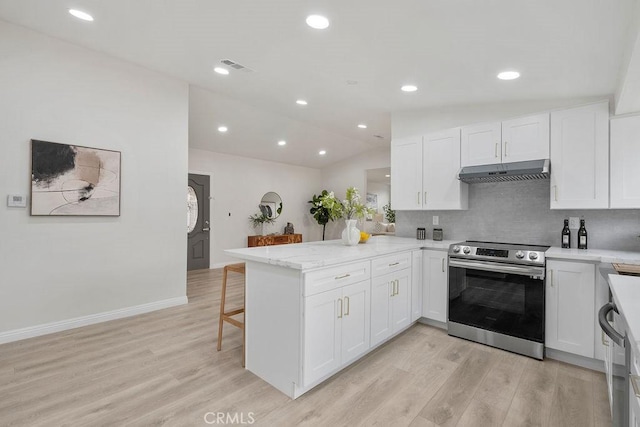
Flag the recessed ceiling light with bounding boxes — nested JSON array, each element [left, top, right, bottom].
[[296, 99, 308, 106], [319, 150, 327, 156], [401, 85, 418, 92], [306, 15, 330, 30], [278, 140, 286, 146], [385, 174, 391, 178], [497, 71, 520, 80], [69, 9, 94, 21], [214, 67, 229, 75], [217, 126, 228, 133], [357, 124, 367, 129]]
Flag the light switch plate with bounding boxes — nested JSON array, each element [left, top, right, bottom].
[[7, 194, 27, 208], [433, 216, 439, 226], [569, 217, 580, 229]]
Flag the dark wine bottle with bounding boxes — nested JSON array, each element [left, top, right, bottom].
[[578, 219, 588, 250], [562, 219, 571, 248]]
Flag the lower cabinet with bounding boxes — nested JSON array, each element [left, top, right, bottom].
[[371, 268, 411, 346], [422, 250, 448, 323], [303, 280, 370, 386], [545, 260, 596, 358]]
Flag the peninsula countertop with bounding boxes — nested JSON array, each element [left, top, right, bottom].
[[225, 235, 457, 270], [546, 247, 640, 264], [608, 274, 640, 358]]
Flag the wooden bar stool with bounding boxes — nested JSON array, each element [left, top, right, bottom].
[[217, 262, 246, 366]]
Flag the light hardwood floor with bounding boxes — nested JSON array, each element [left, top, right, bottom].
[[0, 268, 611, 426]]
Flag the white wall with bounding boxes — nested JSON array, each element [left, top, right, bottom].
[[320, 147, 391, 239], [189, 148, 323, 266], [0, 21, 189, 335]]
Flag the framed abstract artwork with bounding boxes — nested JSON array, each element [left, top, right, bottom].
[[30, 140, 121, 216]]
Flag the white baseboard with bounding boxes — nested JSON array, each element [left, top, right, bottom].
[[545, 348, 605, 373], [0, 296, 188, 345]]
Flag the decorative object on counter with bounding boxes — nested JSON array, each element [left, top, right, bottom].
[[249, 208, 276, 236], [30, 139, 121, 216], [359, 231, 370, 243], [562, 219, 571, 248], [284, 222, 294, 235], [433, 228, 443, 241], [578, 219, 588, 249], [341, 187, 374, 246], [383, 202, 395, 223], [308, 190, 342, 240], [417, 227, 426, 240]]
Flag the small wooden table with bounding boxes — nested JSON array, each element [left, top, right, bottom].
[[247, 234, 302, 247]]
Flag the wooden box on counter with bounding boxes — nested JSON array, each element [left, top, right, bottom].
[[247, 234, 302, 247]]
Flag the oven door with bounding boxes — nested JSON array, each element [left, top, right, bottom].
[[448, 258, 545, 343]]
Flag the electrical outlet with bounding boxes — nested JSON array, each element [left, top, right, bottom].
[[433, 216, 439, 226], [569, 217, 580, 229]]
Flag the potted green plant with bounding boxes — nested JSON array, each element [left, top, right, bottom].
[[308, 190, 342, 240], [249, 209, 276, 236], [341, 187, 374, 245], [383, 202, 396, 223]]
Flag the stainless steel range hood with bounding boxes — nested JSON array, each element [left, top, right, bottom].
[[458, 159, 550, 183]]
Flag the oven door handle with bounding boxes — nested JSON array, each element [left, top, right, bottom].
[[598, 302, 625, 346], [448, 259, 545, 277]]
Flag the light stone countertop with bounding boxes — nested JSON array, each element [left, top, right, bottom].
[[608, 274, 640, 358], [225, 235, 457, 270], [546, 247, 640, 264]]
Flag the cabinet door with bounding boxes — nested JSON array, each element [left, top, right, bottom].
[[550, 102, 609, 209], [303, 288, 342, 386], [422, 250, 448, 323], [341, 281, 371, 365], [390, 270, 412, 333], [501, 114, 549, 163], [610, 114, 640, 208], [370, 275, 392, 346], [545, 260, 595, 357], [423, 128, 468, 210], [411, 250, 423, 322], [391, 137, 423, 210], [461, 122, 502, 167], [594, 269, 610, 362]]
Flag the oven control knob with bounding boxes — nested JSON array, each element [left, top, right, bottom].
[[452, 245, 461, 253], [515, 250, 525, 259], [462, 246, 471, 254], [529, 252, 539, 260]]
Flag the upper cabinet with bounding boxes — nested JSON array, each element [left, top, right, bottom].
[[391, 129, 468, 211], [550, 101, 609, 209], [461, 114, 549, 167], [610, 114, 640, 208]]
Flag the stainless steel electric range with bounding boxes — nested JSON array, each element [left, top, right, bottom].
[[447, 240, 549, 359]]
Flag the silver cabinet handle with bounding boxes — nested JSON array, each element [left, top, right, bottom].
[[550, 270, 554, 287], [495, 143, 498, 158], [335, 273, 350, 280], [601, 330, 609, 347], [553, 185, 558, 202], [504, 141, 508, 157], [395, 280, 399, 296], [424, 192, 427, 205], [389, 262, 400, 267], [417, 192, 420, 205], [631, 375, 640, 398], [441, 258, 445, 272], [338, 298, 343, 318], [344, 296, 350, 316], [390, 280, 395, 297], [202, 228, 210, 232]]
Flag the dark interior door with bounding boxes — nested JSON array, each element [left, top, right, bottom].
[[187, 174, 210, 271]]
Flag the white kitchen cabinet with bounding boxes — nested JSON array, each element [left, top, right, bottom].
[[303, 280, 370, 386], [460, 114, 549, 167], [422, 250, 448, 323], [411, 250, 423, 322], [423, 128, 468, 210], [390, 136, 423, 210], [610, 114, 640, 208], [391, 130, 467, 211], [631, 353, 640, 427], [501, 114, 550, 163], [545, 260, 596, 358], [550, 101, 609, 209], [371, 268, 411, 346]]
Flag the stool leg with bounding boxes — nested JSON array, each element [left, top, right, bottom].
[[217, 267, 228, 351], [242, 278, 246, 367]]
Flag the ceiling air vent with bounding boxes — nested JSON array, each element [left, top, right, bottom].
[[220, 59, 254, 73]]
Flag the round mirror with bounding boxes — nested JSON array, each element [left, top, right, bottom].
[[259, 192, 283, 219]]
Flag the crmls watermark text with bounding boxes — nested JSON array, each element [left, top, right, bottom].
[[203, 412, 256, 425]]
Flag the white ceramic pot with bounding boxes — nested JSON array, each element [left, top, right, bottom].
[[341, 219, 360, 246]]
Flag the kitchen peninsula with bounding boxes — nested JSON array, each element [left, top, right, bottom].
[[225, 236, 453, 398]]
